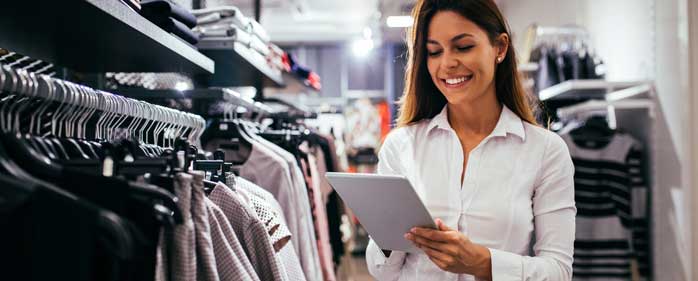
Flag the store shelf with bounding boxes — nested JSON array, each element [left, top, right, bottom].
[[0, 0, 214, 74], [198, 40, 285, 88], [538, 80, 646, 101], [265, 71, 319, 95], [557, 99, 655, 120], [519, 62, 539, 72]]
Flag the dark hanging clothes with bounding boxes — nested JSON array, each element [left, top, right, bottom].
[[0, 176, 135, 281], [530, 45, 606, 93]]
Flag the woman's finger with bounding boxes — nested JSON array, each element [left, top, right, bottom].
[[407, 232, 446, 247], [419, 243, 454, 264], [407, 233, 457, 255], [429, 255, 450, 271], [411, 227, 455, 242]]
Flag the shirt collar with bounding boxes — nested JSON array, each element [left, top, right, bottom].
[[427, 104, 526, 141]]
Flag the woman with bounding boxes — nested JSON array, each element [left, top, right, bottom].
[[366, 0, 575, 280]]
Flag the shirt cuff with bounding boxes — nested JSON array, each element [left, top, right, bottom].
[[367, 239, 406, 267], [489, 248, 523, 281]]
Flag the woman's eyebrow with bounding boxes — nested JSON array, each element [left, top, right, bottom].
[[426, 33, 473, 45], [451, 33, 473, 42]]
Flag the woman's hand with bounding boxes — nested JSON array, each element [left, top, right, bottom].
[[405, 219, 493, 280]]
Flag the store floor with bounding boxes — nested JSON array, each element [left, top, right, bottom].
[[337, 255, 375, 281]]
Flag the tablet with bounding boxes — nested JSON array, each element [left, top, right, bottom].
[[325, 172, 436, 253]]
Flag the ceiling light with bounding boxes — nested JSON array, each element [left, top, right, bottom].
[[386, 16, 413, 28], [352, 38, 374, 58]]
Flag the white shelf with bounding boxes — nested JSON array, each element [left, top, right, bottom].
[[539, 80, 647, 101], [518, 62, 539, 72], [557, 99, 654, 117]]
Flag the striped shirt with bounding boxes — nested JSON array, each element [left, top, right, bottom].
[[562, 133, 649, 280]]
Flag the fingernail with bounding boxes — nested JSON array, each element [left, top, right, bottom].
[[404, 233, 410, 240], [411, 227, 416, 233]]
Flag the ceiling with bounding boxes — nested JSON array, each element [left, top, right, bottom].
[[209, 0, 416, 45]]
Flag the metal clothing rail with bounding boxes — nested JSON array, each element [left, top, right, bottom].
[[539, 80, 649, 101], [535, 25, 589, 37], [556, 82, 656, 128]]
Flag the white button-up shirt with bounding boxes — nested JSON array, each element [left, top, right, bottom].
[[366, 105, 576, 281]]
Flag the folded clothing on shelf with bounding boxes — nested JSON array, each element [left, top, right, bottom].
[[285, 53, 322, 90], [192, 6, 269, 44], [150, 16, 199, 45], [197, 26, 252, 46], [195, 25, 269, 57], [193, 6, 250, 30], [141, 0, 197, 28], [249, 19, 270, 43], [250, 36, 270, 57]]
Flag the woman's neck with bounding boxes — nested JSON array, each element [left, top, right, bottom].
[[446, 89, 502, 136]]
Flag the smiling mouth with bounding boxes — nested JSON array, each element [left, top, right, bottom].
[[441, 75, 473, 88]]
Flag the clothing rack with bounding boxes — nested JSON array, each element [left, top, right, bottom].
[[555, 81, 656, 280], [0, 64, 206, 145], [556, 82, 655, 127]]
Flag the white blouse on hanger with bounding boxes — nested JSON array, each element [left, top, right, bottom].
[[366, 105, 576, 281]]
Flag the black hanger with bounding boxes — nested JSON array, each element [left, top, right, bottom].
[[2, 132, 184, 226], [202, 119, 253, 164], [46, 136, 70, 160], [569, 115, 616, 148], [2, 133, 63, 178], [35, 136, 58, 159], [60, 138, 90, 159], [77, 139, 99, 159], [89, 140, 104, 158], [571, 115, 614, 138], [27, 135, 52, 159]]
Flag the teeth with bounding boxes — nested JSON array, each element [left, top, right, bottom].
[[445, 76, 469, 85]]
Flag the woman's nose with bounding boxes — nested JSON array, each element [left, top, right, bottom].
[[441, 51, 460, 69]]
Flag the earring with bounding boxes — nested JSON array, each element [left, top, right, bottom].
[[497, 57, 503, 63]]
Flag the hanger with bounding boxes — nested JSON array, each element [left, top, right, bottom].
[[567, 114, 616, 149], [202, 100, 253, 165], [0, 67, 196, 226]]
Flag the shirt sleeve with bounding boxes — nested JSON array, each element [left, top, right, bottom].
[[365, 130, 409, 280], [490, 133, 576, 281]]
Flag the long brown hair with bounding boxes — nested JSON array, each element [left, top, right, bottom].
[[397, 0, 538, 127]]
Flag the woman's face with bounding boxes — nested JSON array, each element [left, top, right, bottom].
[[426, 10, 506, 106]]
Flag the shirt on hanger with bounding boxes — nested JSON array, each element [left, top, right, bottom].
[[237, 177, 307, 281], [366, 105, 576, 281], [207, 138, 305, 257], [237, 177, 294, 252], [209, 183, 286, 281], [155, 172, 196, 281], [189, 172, 220, 281], [300, 143, 337, 281], [252, 135, 323, 281], [561, 133, 649, 280], [204, 196, 260, 281]]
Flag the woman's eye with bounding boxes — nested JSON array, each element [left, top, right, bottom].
[[427, 50, 442, 56], [457, 45, 474, 51]]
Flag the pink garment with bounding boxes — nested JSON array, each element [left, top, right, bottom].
[[305, 148, 337, 281]]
